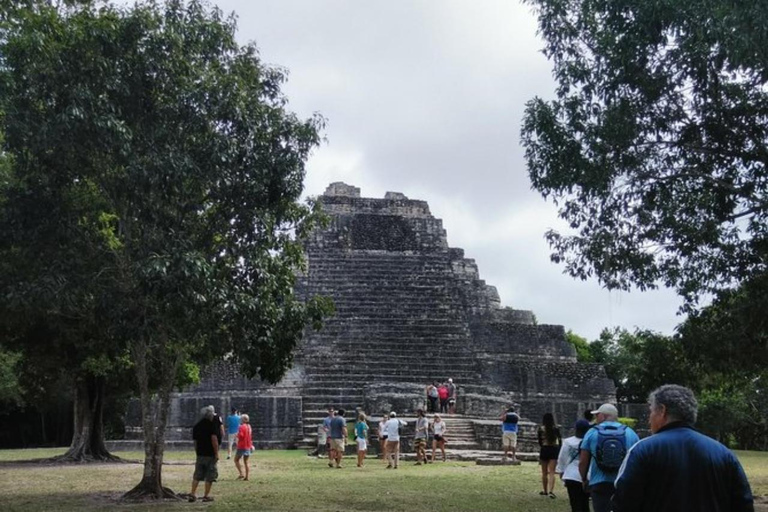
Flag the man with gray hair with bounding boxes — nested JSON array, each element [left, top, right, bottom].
[[188, 405, 220, 502], [612, 384, 754, 512]]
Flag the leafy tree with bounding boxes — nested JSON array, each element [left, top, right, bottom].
[[565, 329, 593, 362], [589, 327, 692, 402], [0, 348, 21, 405], [677, 274, 768, 448], [521, 0, 768, 305], [677, 272, 768, 376], [1, 0, 332, 499]]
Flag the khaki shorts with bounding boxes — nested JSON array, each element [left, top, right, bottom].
[[330, 438, 345, 452], [193, 456, 218, 483], [502, 432, 518, 448], [414, 438, 427, 449]]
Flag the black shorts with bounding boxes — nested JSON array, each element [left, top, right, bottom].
[[539, 445, 559, 461], [434, 435, 444, 442], [381, 435, 388, 441]]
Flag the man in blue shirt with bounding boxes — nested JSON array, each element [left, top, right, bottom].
[[329, 409, 347, 469], [225, 407, 240, 460], [612, 385, 753, 512], [579, 403, 640, 512], [500, 406, 520, 463]]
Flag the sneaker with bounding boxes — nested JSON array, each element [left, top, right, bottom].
[[386, 465, 392, 469], [188, 495, 197, 503], [549, 493, 556, 499]]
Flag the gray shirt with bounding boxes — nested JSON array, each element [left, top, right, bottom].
[[415, 417, 429, 439], [329, 416, 346, 439]]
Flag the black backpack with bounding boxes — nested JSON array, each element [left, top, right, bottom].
[[595, 424, 627, 472]]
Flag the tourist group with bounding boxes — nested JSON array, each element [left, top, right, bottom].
[[185, 384, 755, 511]]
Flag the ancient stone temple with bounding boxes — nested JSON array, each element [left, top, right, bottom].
[[119, 183, 616, 457]]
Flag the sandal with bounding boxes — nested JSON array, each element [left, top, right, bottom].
[[201, 496, 214, 502], [539, 491, 547, 496], [549, 492, 556, 499]]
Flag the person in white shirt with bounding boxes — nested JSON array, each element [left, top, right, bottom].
[[378, 415, 389, 464], [556, 420, 591, 512], [430, 414, 448, 462], [384, 412, 405, 469]]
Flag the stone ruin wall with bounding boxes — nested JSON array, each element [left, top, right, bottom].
[[118, 182, 617, 450]]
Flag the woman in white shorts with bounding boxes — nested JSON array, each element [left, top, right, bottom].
[[355, 413, 369, 467]]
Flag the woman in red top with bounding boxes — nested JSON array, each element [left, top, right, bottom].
[[234, 413, 254, 481], [437, 384, 449, 413]]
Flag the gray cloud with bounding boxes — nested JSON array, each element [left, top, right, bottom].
[[215, 0, 684, 340]]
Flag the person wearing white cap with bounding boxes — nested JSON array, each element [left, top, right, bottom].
[[578, 403, 639, 512], [384, 411, 406, 469]]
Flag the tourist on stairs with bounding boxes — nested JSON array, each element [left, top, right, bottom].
[[426, 382, 439, 413], [437, 383, 449, 413], [431, 414, 448, 462], [446, 378, 457, 414], [538, 412, 562, 499]]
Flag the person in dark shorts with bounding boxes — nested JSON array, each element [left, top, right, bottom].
[[189, 405, 220, 503], [437, 383, 449, 413], [538, 412, 562, 499]]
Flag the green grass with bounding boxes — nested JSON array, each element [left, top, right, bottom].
[[0, 448, 765, 511]]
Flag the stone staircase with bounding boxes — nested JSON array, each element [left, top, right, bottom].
[[296, 249, 488, 447]]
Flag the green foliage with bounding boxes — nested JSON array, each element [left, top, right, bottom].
[[521, 0, 768, 305], [678, 272, 768, 376], [565, 330, 593, 362], [0, 0, 331, 384], [589, 327, 693, 403], [617, 417, 637, 429], [0, 349, 22, 405]]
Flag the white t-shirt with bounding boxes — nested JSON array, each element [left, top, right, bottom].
[[384, 418, 403, 441], [555, 436, 583, 482], [432, 420, 446, 436]]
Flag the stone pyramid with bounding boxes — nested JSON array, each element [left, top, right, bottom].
[[120, 183, 615, 453]]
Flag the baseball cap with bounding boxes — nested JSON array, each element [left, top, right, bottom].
[[590, 403, 619, 416], [390, 411, 397, 417]]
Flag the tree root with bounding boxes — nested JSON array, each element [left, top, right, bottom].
[[47, 451, 126, 464], [121, 484, 181, 502]]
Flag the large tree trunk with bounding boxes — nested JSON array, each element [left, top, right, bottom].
[[53, 376, 120, 462], [122, 338, 181, 501]]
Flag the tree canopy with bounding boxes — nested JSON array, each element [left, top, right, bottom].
[[521, 0, 768, 304], [0, 0, 332, 497]]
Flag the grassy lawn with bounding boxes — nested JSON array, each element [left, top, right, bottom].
[[0, 448, 765, 511]]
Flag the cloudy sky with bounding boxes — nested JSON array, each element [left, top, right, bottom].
[[211, 0, 684, 341]]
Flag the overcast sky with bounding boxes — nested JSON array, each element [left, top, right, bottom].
[[210, 0, 684, 341]]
